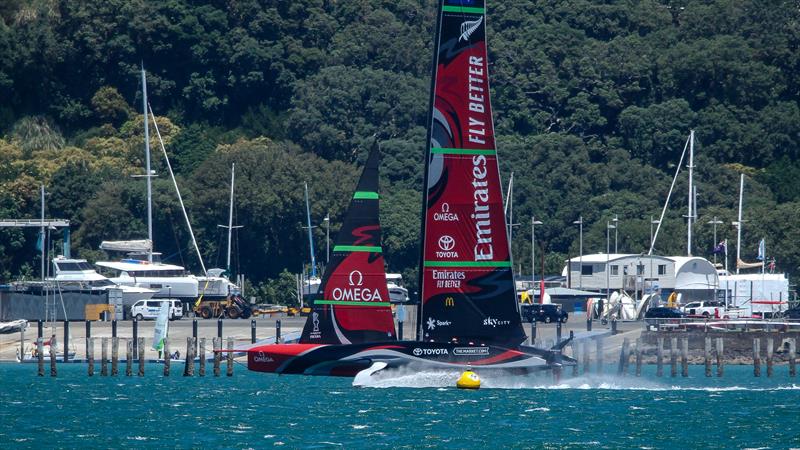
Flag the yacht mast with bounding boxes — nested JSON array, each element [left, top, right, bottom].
[[226, 163, 235, 272], [736, 174, 744, 274], [649, 133, 691, 255], [687, 129, 694, 256], [141, 64, 153, 263], [304, 182, 317, 279]]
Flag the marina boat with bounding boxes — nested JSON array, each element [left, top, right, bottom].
[[246, 1, 574, 377], [95, 67, 238, 302], [95, 252, 200, 299], [0, 319, 27, 334], [51, 256, 157, 306]]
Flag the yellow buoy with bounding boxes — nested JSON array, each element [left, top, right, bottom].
[[456, 369, 481, 389]]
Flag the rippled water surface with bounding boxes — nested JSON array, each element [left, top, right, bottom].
[[1, 363, 799, 448]]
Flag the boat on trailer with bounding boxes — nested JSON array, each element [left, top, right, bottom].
[[245, 1, 574, 378]]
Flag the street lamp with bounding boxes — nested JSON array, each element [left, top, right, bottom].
[[573, 216, 583, 288], [612, 214, 619, 254], [531, 217, 543, 292], [607, 221, 616, 299], [707, 217, 723, 265], [323, 213, 330, 264]]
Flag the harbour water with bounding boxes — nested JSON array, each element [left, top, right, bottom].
[[1, 363, 799, 448]]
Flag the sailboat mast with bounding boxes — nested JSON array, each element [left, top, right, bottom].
[[304, 182, 317, 279], [416, 0, 445, 341], [226, 163, 235, 273], [40, 185, 45, 281], [687, 129, 694, 256], [141, 64, 153, 263], [736, 174, 744, 274]]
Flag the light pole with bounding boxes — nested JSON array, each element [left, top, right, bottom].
[[531, 217, 543, 290], [607, 220, 616, 300], [708, 217, 723, 265], [573, 216, 583, 289], [612, 214, 619, 254], [323, 213, 330, 264]]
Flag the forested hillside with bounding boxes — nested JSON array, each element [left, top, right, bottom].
[[1, 0, 799, 302]]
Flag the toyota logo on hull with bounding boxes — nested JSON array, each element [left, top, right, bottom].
[[412, 348, 449, 356]]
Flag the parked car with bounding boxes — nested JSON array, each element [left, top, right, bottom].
[[783, 306, 800, 319], [131, 299, 183, 321], [644, 307, 685, 326], [681, 300, 725, 317], [520, 303, 568, 323]]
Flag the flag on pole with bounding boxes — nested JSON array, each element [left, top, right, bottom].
[[36, 231, 44, 251], [756, 238, 766, 261], [713, 240, 726, 254]]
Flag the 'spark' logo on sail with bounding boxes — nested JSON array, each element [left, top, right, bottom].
[[436, 235, 459, 258], [434, 203, 459, 222], [330, 270, 383, 302]]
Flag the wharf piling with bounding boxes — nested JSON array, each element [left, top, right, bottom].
[[213, 337, 221, 377], [101, 337, 108, 376], [767, 338, 774, 378], [670, 337, 677, 378], [63, 321, 70, 363], [85, 321, 91, 360], [87, 338, 94, 377], [199, 338, 206, 377], [49, 336, 57, 377], [137, 338, 145, 376], [656, 337, 664, 377], [37, 338, 44, 377], [754, 338, 761, 377], [635, 338, 642, 377], [226, 337, 234, 376], [716, 338, 724, 377], [790, 339, 797, 377], [184, 337, 195, 377], [111, 337, 119, 376], [125, 339, 132, 377], [704, 337, 712, 377], [571, 341, 578, 377], [164, 338, 171, 376], [617, 338, 630, 376], [681, 338, 688, 377]]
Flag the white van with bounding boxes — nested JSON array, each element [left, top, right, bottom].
[[131, 299, 183, 321]]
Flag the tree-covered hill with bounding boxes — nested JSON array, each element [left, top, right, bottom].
[[1, 0, 799, 300]]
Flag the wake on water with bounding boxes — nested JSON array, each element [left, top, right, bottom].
[[353, 366, 800, 391]]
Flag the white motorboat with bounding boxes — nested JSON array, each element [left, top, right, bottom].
[[51, 256, 157, 306], [95, 253, 200, 299]]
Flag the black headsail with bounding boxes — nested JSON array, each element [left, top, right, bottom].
[[417, 0, 526, 347], [299, 145, 397, 345]]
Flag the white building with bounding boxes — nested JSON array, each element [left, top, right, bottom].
[[562, 253, 719, 303], [718, 270, 789, 315]]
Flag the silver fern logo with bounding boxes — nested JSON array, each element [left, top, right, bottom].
[[459, 17, 483, 42]]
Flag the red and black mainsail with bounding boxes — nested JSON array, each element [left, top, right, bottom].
[[418, 0, 526, 347], [299, 145, 397, 345]]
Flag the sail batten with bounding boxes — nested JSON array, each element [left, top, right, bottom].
[[419, 0, 525, 346]]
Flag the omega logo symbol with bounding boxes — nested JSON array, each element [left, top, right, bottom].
[[441, 203, 450, 213], [348, 270, 364, 286], [438, 235, 455, 251]]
